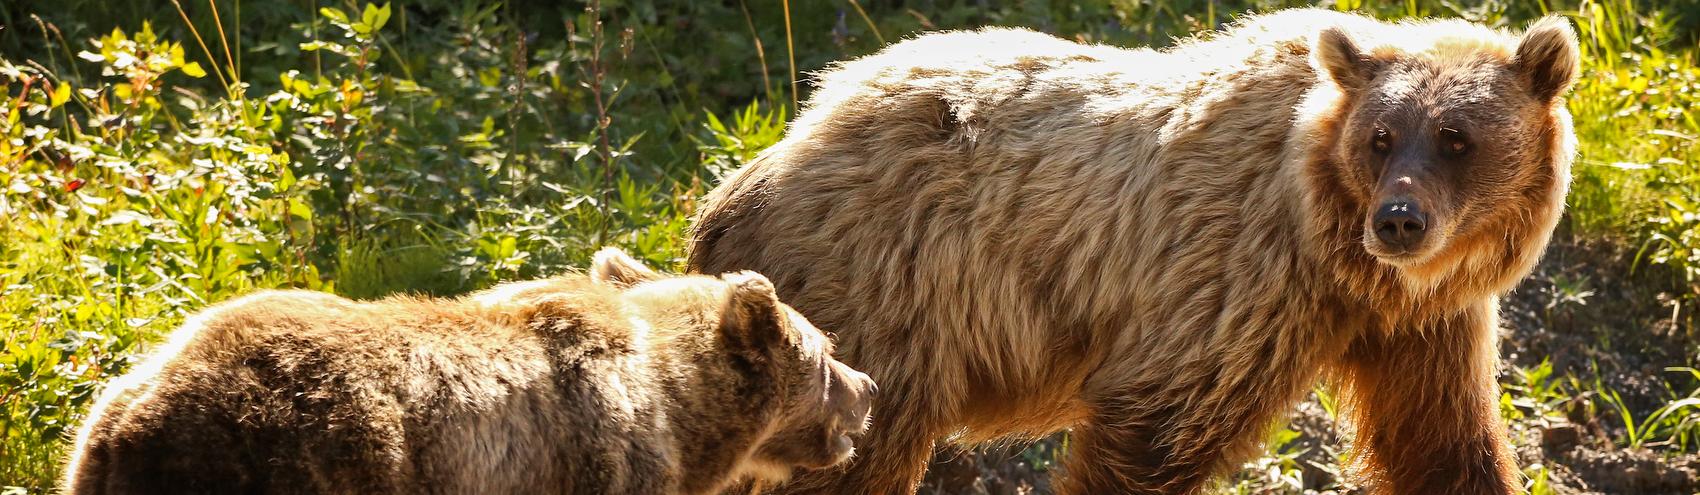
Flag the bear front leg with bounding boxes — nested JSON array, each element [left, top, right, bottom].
[[1336, 301, 1519, 495]]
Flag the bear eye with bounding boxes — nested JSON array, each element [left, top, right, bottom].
[[1370, 128, 1391, 154], [1439, 127, 1469, 156]]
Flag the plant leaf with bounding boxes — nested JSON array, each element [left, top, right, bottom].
[[50, 83, 71, 107], [180, 62, 207, 78], [320, 7, 349, 24]]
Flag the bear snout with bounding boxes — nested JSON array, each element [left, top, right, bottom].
[[1372, 200, 1428, 252], [830, 365, 877, 435]]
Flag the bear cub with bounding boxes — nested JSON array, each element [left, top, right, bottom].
[[64, 248, 875, 495]]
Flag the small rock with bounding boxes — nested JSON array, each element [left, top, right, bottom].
[[1540, 422, 1582, 452]]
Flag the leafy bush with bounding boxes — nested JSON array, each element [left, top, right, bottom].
[[0, 2, 758, 487]]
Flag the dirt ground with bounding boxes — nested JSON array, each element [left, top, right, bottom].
[[914, 237, 1700, 495]]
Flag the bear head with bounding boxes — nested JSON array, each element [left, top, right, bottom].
[[590, 248, 877, 478], [1312, 16, 1579, 281]]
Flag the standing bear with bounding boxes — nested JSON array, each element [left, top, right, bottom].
[[690, 9, 1578, 495], [63, 248, 876, 495]]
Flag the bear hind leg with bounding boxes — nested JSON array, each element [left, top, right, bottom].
[[1054, 395, 1240, 495]]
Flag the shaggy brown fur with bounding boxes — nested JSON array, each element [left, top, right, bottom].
[[62, 249, 876, 495], [689, 9, 1577, 494]]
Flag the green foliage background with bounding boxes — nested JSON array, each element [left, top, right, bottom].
[[2, 0, 1699, 492]]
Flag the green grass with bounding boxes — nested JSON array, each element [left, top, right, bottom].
[[3, 0, 1700, 493]]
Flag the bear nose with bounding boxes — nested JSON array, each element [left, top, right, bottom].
[[846, 369, 876, 403], [1372, 201, 1426, 251]]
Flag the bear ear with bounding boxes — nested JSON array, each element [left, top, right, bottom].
[[1314, 26, 1380, 92], [590, 247, 662, 288], [1514, 16, 1580, 103], [718, 271, 785, 352]]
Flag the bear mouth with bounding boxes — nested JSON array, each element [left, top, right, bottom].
[[831, 431, 854, 459], [1366, 245, 1421, 263], [1361, 226, 1437, 265], [825, 409, 872, 462], [819, 426, 856, 465]]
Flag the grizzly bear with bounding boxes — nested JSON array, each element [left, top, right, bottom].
[[689, 9, 1578, 495], [62, 248, 877, 495]]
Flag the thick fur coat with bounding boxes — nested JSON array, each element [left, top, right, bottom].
[[690, 9, 1578, 494], [63, 249, 875, 495]]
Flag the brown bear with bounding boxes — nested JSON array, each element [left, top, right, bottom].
[[689, 9, 1578, 495], [62, 248, 876, 495]]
